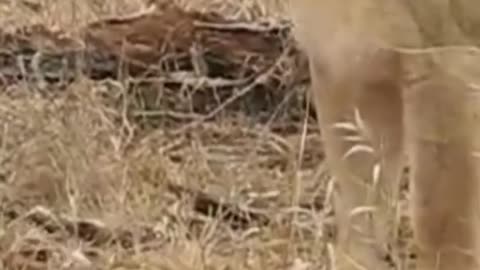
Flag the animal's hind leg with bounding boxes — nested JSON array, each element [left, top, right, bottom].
[[309, 48, 405, 270], [405, 64, 480, 270]]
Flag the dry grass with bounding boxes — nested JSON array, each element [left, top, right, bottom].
[[0, 1, 414, 269]]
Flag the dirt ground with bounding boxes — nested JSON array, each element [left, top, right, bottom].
[[0, 1, 415, 269]]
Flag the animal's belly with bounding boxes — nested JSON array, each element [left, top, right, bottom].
[[290, 0, 421, 51]]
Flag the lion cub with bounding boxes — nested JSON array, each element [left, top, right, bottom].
[[290, 1, 480, 269]]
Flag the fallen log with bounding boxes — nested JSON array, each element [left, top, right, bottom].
[[0, 3, 312, 130]]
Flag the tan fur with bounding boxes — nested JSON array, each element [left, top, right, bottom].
[[290, 1, 480, 269]]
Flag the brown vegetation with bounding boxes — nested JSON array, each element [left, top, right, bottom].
[[0, 1, 328, 270]]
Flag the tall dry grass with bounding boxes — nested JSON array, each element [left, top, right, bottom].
[[0, 1, 340, 270]]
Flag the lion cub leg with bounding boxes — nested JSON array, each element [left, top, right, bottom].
[[405, 64, 480, 270], [308, 44, 405, 269]]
